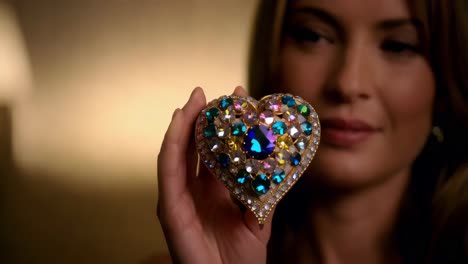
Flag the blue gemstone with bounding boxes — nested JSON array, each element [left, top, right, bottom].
[[236, 169, 251, 184], [301, 121, 313, 135], [217, 153, 230, 168], [205, 107, 220, 122], [272, 121, 287, 135], [231, 122, 246, 136], [219, 97, 234, 109], [282, 95, 296, 107], [252, 174, 271, 195], [244, 125, 277, 160], [272, 169, 286, 184], [204, 124, 216, 138], [297, 105, 310, 117], [290, 152, 301, 166]]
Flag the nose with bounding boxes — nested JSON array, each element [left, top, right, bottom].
[[325, 41, 372, 103]]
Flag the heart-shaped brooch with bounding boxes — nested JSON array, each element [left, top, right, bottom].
[[195, 94, 320, 226]]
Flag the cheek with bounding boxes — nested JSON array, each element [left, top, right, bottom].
[[380, 61, 435, 165], [383, 62, 435, 131]]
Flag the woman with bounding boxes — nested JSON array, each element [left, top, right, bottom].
[[157, 0, 468, 263]]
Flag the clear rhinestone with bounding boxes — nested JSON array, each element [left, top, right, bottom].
[[259, 110, 275, 125], [297, 114, 307, 123], [295, 136, 308, 151], [209, 138, 223, 152], [231, 150, 246, 164], [284, 109, 297, 122], [216, 124, 230, 138], [243, 111, 258, 126], [289, 125, 301, 139], [234, 100, 248, 113], [267, 98, 282, 112], [262, 158, 276, 174], [245, 159, 260, 174], [220, 108, 235, 123]]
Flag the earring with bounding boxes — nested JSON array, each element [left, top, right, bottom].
[[432, 125, 444, 143]]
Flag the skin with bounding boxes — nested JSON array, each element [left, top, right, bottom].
[[157, 0, 435, 263]]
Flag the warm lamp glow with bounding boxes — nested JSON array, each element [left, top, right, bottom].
[[0, 2, 31, 104]]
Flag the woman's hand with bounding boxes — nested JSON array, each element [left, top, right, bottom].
[[157, 87, 273, 264]]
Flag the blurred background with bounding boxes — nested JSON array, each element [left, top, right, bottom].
[[0, 0, 259, 263]]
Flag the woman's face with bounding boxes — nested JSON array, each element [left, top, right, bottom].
[[279, 0, 435, 189]]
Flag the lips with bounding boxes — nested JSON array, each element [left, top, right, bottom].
[[320, 118, 378, 147]]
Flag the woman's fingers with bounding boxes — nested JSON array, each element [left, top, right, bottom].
[[158, 87, 206, 205], [233, 86, 248, 97], [243, 208, 275, 244], [183, 88, 207, 180], [181, 87, 207, 145], [158, 108, 185, 204]]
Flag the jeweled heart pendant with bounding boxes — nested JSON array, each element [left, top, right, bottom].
[[195, 94, 320, 226]]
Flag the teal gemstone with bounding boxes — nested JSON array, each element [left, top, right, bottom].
[[205, 107, 220, 122], [282, 95, 296, 107], [219, 97, 234, 109], [231, 122, 246, 136], [217, 153, 230, 168], [252, 174, 271, 195], [272, 121, 287, 135], [236, 169, 251, 184], [244, 125, 277, 160], [297, 105, 310, 117], [272, 169, 285, 184], [204, 124, 216, 138], [290, 152, 301, 166], [301, 121, 313, 135]]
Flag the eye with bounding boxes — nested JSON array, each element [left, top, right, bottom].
[[288, 26, 329, 44], [381, 40, 420, 54]]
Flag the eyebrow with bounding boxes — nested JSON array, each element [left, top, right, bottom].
[[289, 6, 422, 32], [377, 18, 423, 31], [289, 6, 344, 33]]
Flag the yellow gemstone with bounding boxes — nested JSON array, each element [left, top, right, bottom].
[[227, 137, 242, 150], [241, 101, 248, 109], [276, 151, 289, 165], [277, 134, 293, 150]]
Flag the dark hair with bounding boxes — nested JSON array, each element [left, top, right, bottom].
[[425, 0, 468, 262], [248, 0, 468, 262]]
